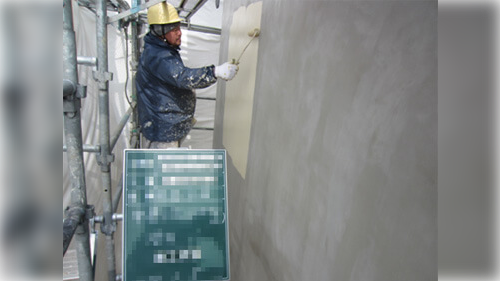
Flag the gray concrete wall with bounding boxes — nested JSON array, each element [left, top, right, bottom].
[[439, 7, 494, 273], [214, 1, 436, 280]]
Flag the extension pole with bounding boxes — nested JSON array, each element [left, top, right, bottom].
[[63, 0, 93, 280], [95, 0, 116, 280]]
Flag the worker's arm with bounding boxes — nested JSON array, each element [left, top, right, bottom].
[[156, 56, 217, 90]]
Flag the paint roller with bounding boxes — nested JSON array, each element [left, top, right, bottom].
[[231, 28, 260, 65]]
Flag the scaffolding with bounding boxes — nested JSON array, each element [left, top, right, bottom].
[[62, 1, 221, 280]]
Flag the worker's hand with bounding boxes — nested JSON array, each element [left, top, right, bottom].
[[214, 62, 239, 81]]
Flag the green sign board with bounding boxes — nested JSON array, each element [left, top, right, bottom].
[[123, 149, 229, 281]]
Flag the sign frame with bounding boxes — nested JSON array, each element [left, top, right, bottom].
[[121, 149, 230, 281]]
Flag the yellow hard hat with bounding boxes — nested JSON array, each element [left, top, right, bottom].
[[147, 2, 181, 25]]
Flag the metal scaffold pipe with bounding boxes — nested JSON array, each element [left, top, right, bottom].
[[63, 79, 76, 97], [129, 0, 142, 148], [110, 106, 133, 151], [63, 144, 101, 153], [78, 56, 98, 66], [95, 0, 117, 280], [63, 206, 86, 255], [63, 0, 93, 280]]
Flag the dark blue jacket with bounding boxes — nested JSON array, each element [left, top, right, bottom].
[[136, 33, 217, 142]]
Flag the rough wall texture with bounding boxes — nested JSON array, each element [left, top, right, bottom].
[[214, 1, 436, 280]]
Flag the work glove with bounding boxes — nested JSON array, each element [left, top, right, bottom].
[[214, 62, 239, 81]]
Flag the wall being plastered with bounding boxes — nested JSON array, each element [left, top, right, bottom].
[[214, 1, 436, 280], [222, 1, 262, 179]]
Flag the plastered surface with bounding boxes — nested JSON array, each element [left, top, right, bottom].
[[214, 1, 436, 280], [222, 1, 262, 179]]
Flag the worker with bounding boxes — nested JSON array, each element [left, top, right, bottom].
[[136, 2, 238, 148]]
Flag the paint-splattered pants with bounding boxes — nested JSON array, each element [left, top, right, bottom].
[[141, 135, 179, 149]]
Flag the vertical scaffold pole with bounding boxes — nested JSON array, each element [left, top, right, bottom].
[[95, 0, 116, 280], [63, 0, 93, 280], [129, 0, 142, 148]]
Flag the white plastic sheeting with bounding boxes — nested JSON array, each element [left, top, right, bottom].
[[63, 0, 222, 278]]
